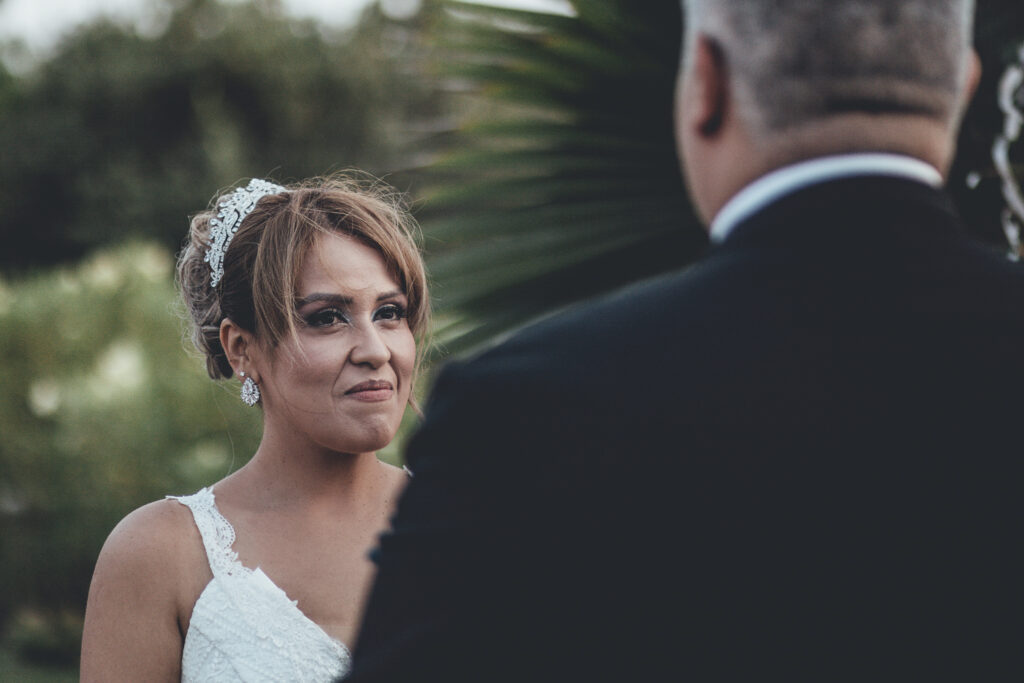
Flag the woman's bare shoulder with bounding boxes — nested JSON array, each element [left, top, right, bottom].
[[81, 498, 207, 681], [101, 499, 199, 565], [90, 498, 208, 602]]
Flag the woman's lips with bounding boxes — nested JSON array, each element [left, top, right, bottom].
[[345, 380, 394, 402]]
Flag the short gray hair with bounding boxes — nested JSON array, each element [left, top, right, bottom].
[[682, 0, 975, 131]]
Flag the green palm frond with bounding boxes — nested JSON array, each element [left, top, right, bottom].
[[418, 0, 707, 356]]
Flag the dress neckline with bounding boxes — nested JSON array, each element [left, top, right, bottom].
[[186, 487, 352, 656]]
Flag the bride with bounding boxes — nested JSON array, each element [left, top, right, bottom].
[[80, 175, 429, 681]]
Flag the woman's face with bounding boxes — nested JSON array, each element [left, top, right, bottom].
[[257, 232, 416, 455]]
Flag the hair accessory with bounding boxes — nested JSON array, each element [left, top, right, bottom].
[[239, 371, 261, 407], [205, 178, 286, 288]]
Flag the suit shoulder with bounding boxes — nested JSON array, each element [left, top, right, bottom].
[[466, 264, 723, 367]]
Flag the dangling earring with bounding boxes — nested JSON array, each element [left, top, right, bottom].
[[239, 371, 260, 406]]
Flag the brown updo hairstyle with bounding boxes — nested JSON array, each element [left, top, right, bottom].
[[177, 174, 430, 397]]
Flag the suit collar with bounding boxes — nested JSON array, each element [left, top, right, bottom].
[[713, 174, 964, 252], [710, 154, 943, 244]]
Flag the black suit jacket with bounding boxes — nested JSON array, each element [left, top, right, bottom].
[[350, 177, 1024, 681]]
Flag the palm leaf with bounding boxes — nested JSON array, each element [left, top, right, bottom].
[[417, 0, 704, 356]]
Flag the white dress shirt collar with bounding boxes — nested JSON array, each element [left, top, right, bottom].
[[709, 153, 943, 244]]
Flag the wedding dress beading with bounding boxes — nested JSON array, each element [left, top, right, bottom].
[[170, 488, 351, 682]]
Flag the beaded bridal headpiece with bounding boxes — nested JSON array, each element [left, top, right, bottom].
[[205, 178, 287, 287]]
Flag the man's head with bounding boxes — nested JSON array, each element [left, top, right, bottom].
[[676, 0, 980, 224]]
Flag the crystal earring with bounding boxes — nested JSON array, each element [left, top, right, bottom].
[[239, 371, 260, 406]]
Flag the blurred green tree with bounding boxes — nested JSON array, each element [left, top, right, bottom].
[[0, 242, 262, 662], [0, 0, 442, 270]]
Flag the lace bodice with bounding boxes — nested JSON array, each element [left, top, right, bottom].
[[169, 488, 351, 682]]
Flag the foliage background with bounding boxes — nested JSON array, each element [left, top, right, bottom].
[[0, 0, 1021, 676]]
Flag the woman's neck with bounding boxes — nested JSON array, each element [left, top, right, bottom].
[[215, 429, 393, 516]]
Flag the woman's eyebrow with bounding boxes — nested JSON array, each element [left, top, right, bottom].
[[295, 293, 353, 307], [296, 291, 405, 307]]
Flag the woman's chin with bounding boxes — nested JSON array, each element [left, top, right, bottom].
[[331, 427, 398, 456], [309, 410, 402, 455]]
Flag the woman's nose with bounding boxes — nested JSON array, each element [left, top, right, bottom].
[[349, 324, 391, 368]]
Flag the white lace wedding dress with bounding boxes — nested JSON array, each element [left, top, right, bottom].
[[169, 488, 351, 682]]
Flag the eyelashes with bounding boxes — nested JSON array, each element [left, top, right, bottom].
[[305, 308, 348, 327], [374, 303, 408, 322], [303, 303, 408, 329]]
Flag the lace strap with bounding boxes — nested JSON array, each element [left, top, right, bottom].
[[167, 488, 249, 578]]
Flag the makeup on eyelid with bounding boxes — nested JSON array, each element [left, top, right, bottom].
[[299, 301, 408, 328]]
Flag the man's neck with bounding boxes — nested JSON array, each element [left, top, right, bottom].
[[709, 153, 944, 243], [698, 112, 955, 230], [759, 113, 954, 180]]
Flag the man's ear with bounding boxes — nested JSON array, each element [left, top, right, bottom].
[[690, 34, 729, 137], [220, 318, 259, 380], [963, 48, 982, 109]]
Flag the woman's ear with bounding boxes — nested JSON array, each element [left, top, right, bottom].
[[220, 318, 259, 381]]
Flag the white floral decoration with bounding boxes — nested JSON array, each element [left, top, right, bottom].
[[993, 44, 1024, 259]]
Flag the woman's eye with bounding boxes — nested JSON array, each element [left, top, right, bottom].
[[375, 304, 408, 322], [307, 309, 347, 327]]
